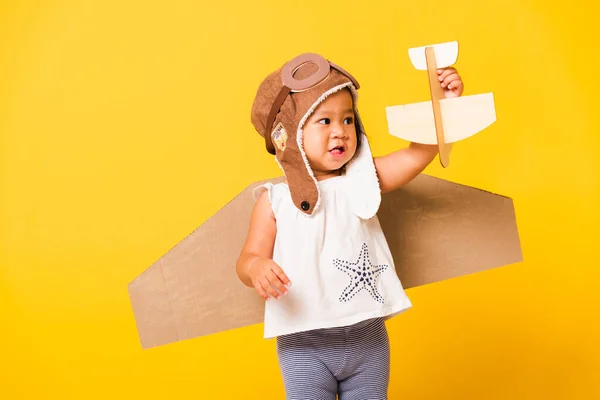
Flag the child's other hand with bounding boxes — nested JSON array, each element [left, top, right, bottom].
[[248, 257, 291, 301], [437, 67, 464, 98]]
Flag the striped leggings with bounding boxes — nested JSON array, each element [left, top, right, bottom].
[[276, 318, 390, 400]]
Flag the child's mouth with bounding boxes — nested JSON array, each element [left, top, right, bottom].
[[329, 146, 345, 158]]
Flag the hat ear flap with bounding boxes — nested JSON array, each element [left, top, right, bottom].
[[343, 132, 381, 219], [343, 85, 382, 219], [272, 112, 320, 216]]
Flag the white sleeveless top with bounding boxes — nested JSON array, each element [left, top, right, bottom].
[[254, 174, 412, 338]]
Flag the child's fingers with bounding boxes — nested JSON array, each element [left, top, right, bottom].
[[266, 271, 288, 297], [448, 80, 463, 90], [254, 277, 270, 300], [259, 276, 281, 300], [437, 67, 457, 81], [271, 264, 292, 287], [440, 72, 460, 88], [253, 279, 270, 300]]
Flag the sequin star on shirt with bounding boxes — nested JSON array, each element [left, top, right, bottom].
[[333, 243, 388, 304]]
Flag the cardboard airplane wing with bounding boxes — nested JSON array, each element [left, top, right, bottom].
[[128, 174, 522, 349]]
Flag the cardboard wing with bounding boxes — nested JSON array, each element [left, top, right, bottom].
[[128, 174, 522, 349]]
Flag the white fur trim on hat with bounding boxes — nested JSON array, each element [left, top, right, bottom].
[[296, 83, 381, 219]]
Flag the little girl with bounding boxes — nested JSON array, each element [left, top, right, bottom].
[[237, 53, 463, 399]]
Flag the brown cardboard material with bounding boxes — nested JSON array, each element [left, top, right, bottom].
[[128, 174, 522, 349]]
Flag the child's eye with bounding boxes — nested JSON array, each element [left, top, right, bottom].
[[318, 118, 331, 125], [344, 117, 354, 125]]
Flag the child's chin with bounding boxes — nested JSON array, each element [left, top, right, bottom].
[[325, 158, 349, 171]]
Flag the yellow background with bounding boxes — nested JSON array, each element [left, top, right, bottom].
[[1, 0, 598, 398]]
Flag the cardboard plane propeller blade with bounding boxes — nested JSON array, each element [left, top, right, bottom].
[[387, 41, 497, 167], [128, 175, 522, 349]]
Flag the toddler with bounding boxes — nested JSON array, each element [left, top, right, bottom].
[[237, 53, 463, 399]]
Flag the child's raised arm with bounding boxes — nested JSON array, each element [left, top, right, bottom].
[[373, 67, 464, 194], [373, 142, 439, 193], [236, 191, 291, 300]]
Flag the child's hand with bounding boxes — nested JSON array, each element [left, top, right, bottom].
[[437, 67, 464, 98], [248, 257, 291, 300]]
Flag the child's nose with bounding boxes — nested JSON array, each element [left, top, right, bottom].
[[331, 123, 348, 137]]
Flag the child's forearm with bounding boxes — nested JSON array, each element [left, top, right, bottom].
[[236, 191, 277, 289], [374, 142, 439, 193], [406, 142, 439, 166]]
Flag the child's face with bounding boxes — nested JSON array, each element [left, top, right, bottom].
[[302, 89, 357, 180]]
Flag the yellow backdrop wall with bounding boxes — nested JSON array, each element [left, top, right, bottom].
[[1, 0, 598, 398]]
